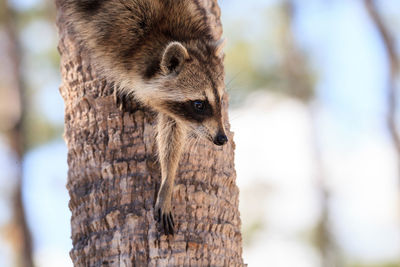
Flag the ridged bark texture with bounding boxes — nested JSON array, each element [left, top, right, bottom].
[[57, 0, 243, 266]]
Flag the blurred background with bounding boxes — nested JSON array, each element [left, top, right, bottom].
[[0, 0, 399, 266]]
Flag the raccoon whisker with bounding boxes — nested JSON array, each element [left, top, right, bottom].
[[185, 137, 193, 159], [225, 71, 242, 89], [192, 134, 202, 158], [187, 134, 200, 160], [228, 112, 244, 122], [190, 128, 205, 157], [187, 137, 196, 159]]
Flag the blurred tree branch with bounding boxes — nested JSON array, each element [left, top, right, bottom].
[[0, 1, 34, 267], [280, 1, 314, 102], [281, 1, 340, 266], [364, 0, 400, 176]]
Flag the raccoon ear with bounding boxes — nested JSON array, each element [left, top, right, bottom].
[[160, 42, 189, 74]]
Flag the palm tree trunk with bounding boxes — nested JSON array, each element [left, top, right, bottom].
[[56, 0, 243, 266]]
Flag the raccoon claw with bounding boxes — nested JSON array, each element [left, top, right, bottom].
[[155, 208, 175, 235], [115, 93, 138, 113], [114, 91, 123, 110]]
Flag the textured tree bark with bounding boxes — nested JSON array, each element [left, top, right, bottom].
[[56, 0, 243, 266]]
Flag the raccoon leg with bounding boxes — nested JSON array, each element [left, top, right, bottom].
[[155, 114, 186, 235]]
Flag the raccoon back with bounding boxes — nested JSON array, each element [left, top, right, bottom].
[[60, 0, 214, 81]]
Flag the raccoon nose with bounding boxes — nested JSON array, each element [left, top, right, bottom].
[[214, 134, 228, 146]]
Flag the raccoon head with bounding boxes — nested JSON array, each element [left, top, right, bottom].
[[157, 40, 228, 146]]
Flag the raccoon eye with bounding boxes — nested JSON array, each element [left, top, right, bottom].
[[193, 100, 205, 112]]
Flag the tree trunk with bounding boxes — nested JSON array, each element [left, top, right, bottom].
[[56, 1, 243, 266]]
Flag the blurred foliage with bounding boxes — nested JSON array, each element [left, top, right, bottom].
[[24, 113, 62, 151], [225, 0, 321, 247], [7, 0, 62, 151], [242, 219, 264, 247], [350, 263, 399, 267], [224, 2, 315, 107], [238, 181, 271, 247]]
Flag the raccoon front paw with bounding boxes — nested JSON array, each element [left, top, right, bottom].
[[154, 199, 175, 236], [115, 93, 139, 113]]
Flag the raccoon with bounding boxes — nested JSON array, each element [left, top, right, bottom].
[[59, 0, 228, 235]]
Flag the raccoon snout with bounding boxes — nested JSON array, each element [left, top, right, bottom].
[[214, 134, 228, 146]]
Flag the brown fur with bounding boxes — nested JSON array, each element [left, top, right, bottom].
[[60, 0, 228, 235]]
